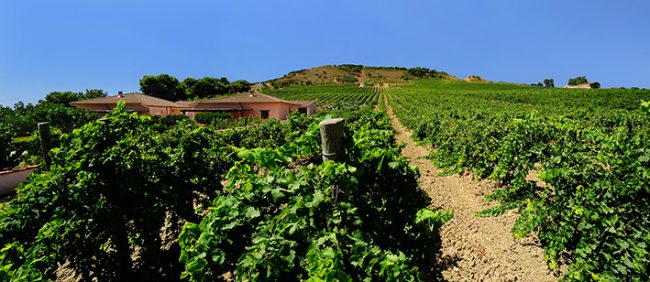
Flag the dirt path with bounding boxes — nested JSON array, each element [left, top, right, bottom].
[[383, 94, 556, 282]]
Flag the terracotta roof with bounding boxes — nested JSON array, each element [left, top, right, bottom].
[[199, 92, 301, 105], [174, 101, 195, 108], [180, 107, 253, 112], [70, 93, 179, 107]]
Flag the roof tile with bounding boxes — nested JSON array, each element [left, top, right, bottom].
[[70, 93, 179, 107]]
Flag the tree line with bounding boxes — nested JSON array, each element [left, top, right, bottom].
[[139, 74, 251, 101], [1, 89, 108, 137], [402, 67, 450, 80], [531, 79, 555, 88], [532, 76, 601, 89]]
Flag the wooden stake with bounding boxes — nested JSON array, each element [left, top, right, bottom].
[[37, 122, 51, 170], [319, 118, 345, 162]]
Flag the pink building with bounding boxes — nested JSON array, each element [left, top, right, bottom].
[[182, 92, 316, 120], [71, 91, 316, 121], [70, 92, 181, 116]]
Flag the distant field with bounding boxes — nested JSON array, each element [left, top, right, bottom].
[[388, 79, 650, 131]]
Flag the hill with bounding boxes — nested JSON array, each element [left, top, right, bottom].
[[265, 65, 458, 88]]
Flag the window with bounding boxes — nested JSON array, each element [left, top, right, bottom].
[[261, 110, 269, 119], [298, 107, 307, 114]]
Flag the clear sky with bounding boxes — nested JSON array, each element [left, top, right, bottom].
[[1, 0, 649, 106]]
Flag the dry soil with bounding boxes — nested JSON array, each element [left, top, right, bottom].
[[384, 94, 557, 282]]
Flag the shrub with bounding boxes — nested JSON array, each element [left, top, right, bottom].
[[336, 75, 358, 84], [178, 109, 451, 281], [0, 103, 230, 280], [195, 112, 231, 124], [335, 64, 364, 74]]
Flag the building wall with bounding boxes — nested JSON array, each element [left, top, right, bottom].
[[73, 104, 150, 115], [262, 103, 292, 120], [189, 102, 293, 120], [75, 102, 313, 120], [182, 111, 197, 119], [231, 110, 254, 119], [171, 107, 189, 115], [565, 83, 592, 89], [148, 106, 173, 116], [305, 104, 317, 115], [290, 103, 317, 115]]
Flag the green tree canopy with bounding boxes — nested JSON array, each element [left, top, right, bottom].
[[568, 76, 589, 86], [43, 89, 108, 106], [178, 77, 243, 100], [543, 78, 555, 88], [228, 80, 252, 93], [405, 67, 449, 79], [43, 91, 83, 106], [177, 78, 198, 100], [82, 89, 107, 99], [139, 74, 180, 100], [191, 77, 228, 99], [147, 75, 251, 101]]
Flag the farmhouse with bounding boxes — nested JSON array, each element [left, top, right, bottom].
[[180, 92, 316, 120], [71, 91, 316, 120], [565, 83, 592, 89], [70, 92, 181, 116], [565, 82, 601, 89]]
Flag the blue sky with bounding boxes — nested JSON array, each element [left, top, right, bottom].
[[1, 0, 649, 106]]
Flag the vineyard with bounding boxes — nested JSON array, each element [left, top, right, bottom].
[[264, 84, 384, 107], [1, 77, 649, 281], [0, 101, 450, 281], [388, 79, 650, 280]]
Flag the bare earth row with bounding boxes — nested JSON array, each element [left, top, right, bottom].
[[383, 94, 556, 282]]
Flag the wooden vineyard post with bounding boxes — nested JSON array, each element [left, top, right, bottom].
[[319, 118, 346, 204], [319, 118, 345, 162], [37, 122, 52, 170]]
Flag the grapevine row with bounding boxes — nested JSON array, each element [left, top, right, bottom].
[[389, 79, 650, 280], [0, 102, 450, 281]]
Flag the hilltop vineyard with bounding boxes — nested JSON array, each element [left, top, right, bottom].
[[388, 79, 650, 280], [265, 84, 384, 107]]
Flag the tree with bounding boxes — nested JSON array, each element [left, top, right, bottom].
[[177, 78, 198, 100], [568, 76, 589, 86], [83, 89, 107, 99], [406, 67, 430, 78], [139, 74, 180, 101], [543, 78, 555, 88], [405, 67, 449, 79], [196, 77, 228, 99], [590, 82, 601, 89], [229, 80, 252, 93], [176, 77, 237, 100], [43, 91, 83, 106], [43, 90, 108, 106]]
